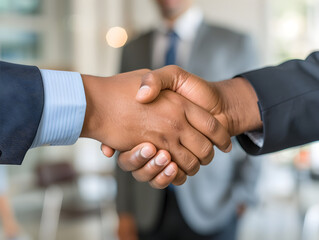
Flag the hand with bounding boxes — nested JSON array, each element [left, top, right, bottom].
[[118, 214, 138, 240], [80, 69, 232, 185], [112, 143, 178, 189], [136, 65, 262, 135], [101, 66, 262, 188]]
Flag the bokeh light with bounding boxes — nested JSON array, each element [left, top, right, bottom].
[[106, 27, 128, 48]]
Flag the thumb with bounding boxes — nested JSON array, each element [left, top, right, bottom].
[[136, 65, 186, 103], [136, 65, 219, 113]]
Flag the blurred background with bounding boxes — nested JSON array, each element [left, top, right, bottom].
[[1, 0, 319, 239]]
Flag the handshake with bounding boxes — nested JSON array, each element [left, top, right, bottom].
[[80, 65, 263, 189]]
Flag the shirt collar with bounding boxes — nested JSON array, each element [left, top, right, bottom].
[[157, 6, 204, 42]]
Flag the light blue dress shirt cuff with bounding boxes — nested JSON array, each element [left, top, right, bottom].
[[31, 69, 86, 148]]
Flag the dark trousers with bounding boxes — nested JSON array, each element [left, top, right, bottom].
[[139, 189, 238, 240]]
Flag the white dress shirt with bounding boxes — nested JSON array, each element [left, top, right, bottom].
[[246, 131, 264, 147], [152, 7, 203, 69]]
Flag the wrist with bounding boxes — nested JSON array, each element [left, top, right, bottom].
[[80, 74, 105, 140], [214, 77, 262, 136]]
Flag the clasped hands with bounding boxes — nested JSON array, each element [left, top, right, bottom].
[[80, 65, 262, 189]]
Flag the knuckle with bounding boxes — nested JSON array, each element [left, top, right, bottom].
[[200, 141, 214, 160], [149, 181, 159, 189], [175, 151, 197, 175], [201, 148, 215, 166], [139, 68, 152, 77], [163, 65, 190, 90], [188, 162, 200, 176], [172, 172, 187, 185], [173, 65, 185, 77], [184, 157, 200, 176], [129, 158, 140, 170], [166, 65, 180, 72], [220, 138, 231, 150], [117, 158, 130, 171], [132, 171, 150, 183], [206, 116, 218, 134], [158, 135, 169, 149], [140, 68, 151, 72], [118, 154, 141, 172], [169, 119, 184, 132], [142, 71, 155, 84], [150, 180, 167, 189], [132, 172, 144, 182]]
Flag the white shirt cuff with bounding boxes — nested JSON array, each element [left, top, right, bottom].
[[245, 131, 264, 148], [31, 69, 86, 147]]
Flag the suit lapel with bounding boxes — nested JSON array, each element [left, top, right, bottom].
[[186, 22, 220, 81], [186, 22, 209, 73]]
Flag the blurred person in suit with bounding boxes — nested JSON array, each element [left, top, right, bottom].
[[115, 0, 261, 240]]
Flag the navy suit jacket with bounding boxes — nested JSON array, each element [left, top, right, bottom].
[[0, 61, 44, 165], [238, 52, 319, 155]]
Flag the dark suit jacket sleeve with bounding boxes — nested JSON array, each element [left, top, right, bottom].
[[0, 61, 44, 164], [237, 51, 319, 155]]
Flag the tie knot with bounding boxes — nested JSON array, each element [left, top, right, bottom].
[[168, 30, 178, 40]]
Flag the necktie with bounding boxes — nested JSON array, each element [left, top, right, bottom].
[[165, 31, 179, 66]]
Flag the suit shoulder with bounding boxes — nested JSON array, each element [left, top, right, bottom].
[[202, 23, 250, 41], [123, 31, 153, 51]]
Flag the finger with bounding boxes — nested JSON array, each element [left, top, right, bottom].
[[132, 150, 171, 182], [101, 144, 116, 157], [136, 65, 190, 103], [170, 145, 200, 176], [179, 126, 215, 165], [117, 143, 157, 171], [184, 104, 232, 153], [172, 168, 187, 186], [149, 162, 179, 189]]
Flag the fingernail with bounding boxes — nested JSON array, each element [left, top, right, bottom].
[[140, 146, 154, 158], [164, 165, 176, 176], [154, 153, 168, 166], [225, 143, 232, 153], [137, 85, 151, 98], [102, 149, 107, 156]]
